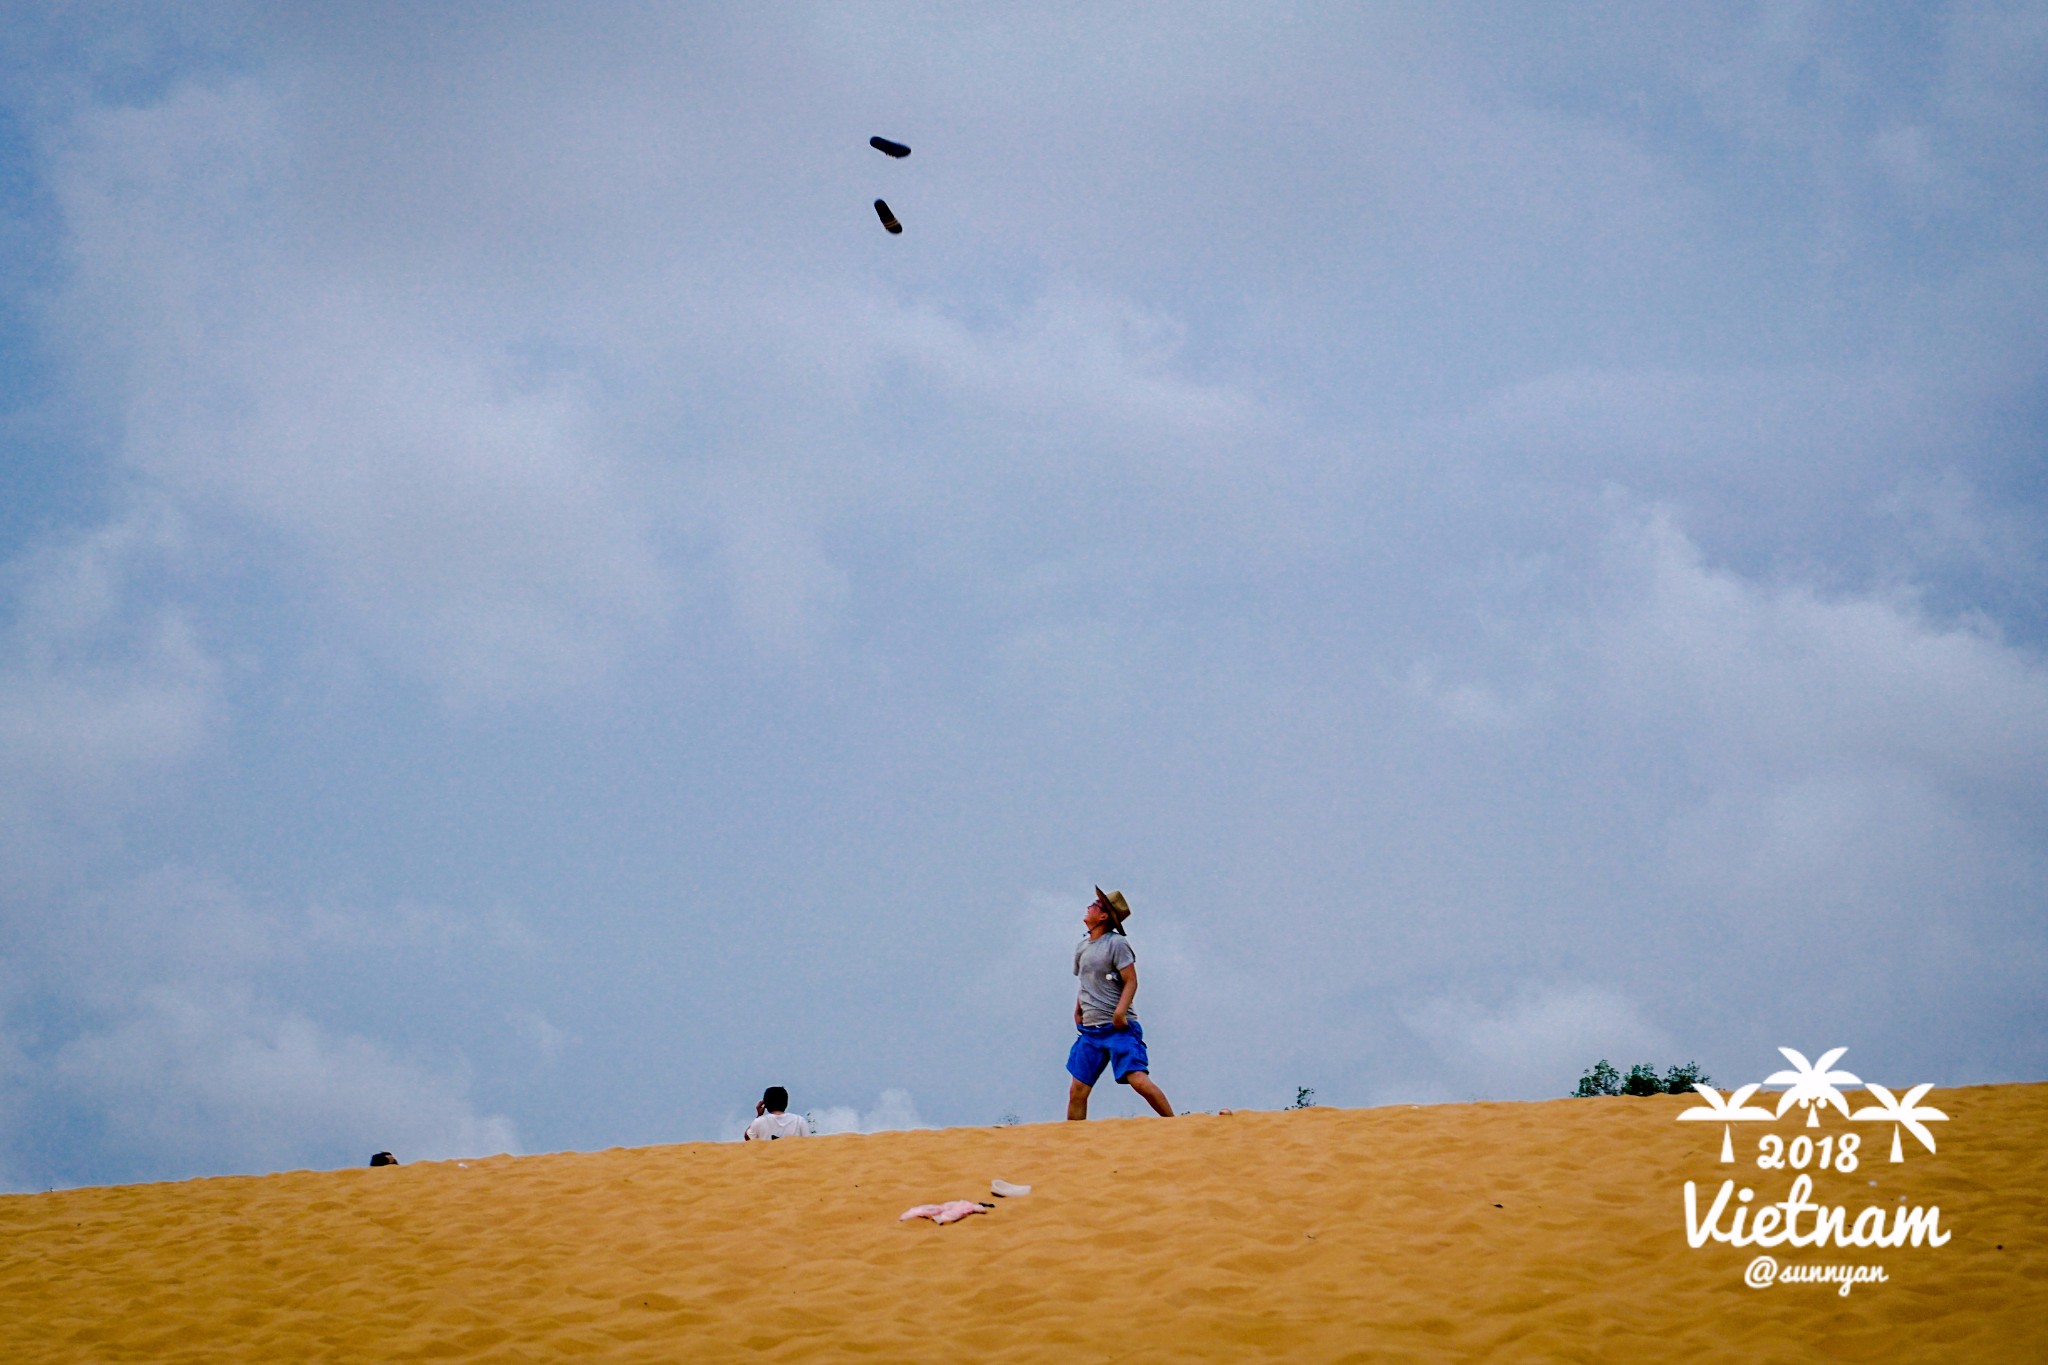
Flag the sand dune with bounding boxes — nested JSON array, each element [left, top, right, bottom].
[[3, 1083, 2042, 1362]]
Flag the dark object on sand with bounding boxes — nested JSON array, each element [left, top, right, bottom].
[[369, 1151, 399, 1167], [874, 199, 902, 234], [870, 136, 911, 158]]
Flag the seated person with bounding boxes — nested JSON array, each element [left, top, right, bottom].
[[743, 1086, 811, 1140]]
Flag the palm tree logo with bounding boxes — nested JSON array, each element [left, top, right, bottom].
[[1764, 1047, 1861, 1127], [1851, 1083, 1948, 1162], [1676, 1083, 1774, 1162]]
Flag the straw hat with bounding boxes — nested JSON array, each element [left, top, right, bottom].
[[1094, 887, 1132, 931]]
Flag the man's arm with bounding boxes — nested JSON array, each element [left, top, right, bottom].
[[1112, 963, 1138, 1028]]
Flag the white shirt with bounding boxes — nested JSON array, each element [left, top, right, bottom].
[[744, 1111, 811, 1141]]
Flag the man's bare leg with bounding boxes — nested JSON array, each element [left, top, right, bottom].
[[1067, 1077, 1092, 1121], [1126, 1071, 1175, 1117]]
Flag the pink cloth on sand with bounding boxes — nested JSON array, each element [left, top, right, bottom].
[[898, 1200, 989, 1225]]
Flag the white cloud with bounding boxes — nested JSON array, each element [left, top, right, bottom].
[[1395, 659, 1527, 732], [1406, 984, 1676, 1101], [1878, 470, 2045, 596], [755, 1088, 927, 1139], [48, 80, 674, 703], [2, 4, 2044, 1179], [1571, 510, 2047, 1064], [0, 608, 211, 811], [1364, 502, 2048, 1084], [0, 512, 217, 852], [506, 1010, 570, 1068], [0, 1018, 31, 1193], [888, 288, 1254, 445], [1591, 507, 2048, 794], [49, 987, 519, 1177], [0, 859, 537, 1184], [44, 867, 280, 1003]]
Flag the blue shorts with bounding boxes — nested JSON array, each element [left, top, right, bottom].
[[1067, 1021, 1150, 1087]]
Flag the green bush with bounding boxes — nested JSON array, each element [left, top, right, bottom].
[[1573, 1060, 1622, 1096], [1572, 1058, 1710, 1097], [1622, 1063, 1665, 1096], [1662, 1061, 1711, 1094]]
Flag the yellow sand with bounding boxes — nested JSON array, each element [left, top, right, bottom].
[[4, 1084, 2043, 1363]]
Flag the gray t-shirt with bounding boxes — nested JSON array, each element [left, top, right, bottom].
[[1074, 933, 1137, 1027]]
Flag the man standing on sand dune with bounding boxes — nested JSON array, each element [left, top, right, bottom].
[[1067, 887, 1174, 1120]]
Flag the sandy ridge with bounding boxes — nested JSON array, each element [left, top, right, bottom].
[[3, 1084, 2043, 1362]]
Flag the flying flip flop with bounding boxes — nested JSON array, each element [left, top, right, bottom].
[[870, 136, 910, 233]]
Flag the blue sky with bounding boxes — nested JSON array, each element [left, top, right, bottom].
[[1, 2, 2044, 1189]]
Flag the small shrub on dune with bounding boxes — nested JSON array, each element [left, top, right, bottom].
[[1622, 1063, 1665, 1096], [1574, 1060, 1622, 1097], [1662, 1061, 1710, 1094]]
